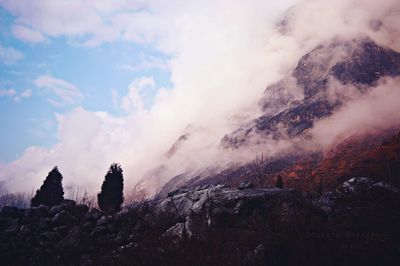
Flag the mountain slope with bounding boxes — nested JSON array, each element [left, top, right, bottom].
[[155, 37, 400, 198]]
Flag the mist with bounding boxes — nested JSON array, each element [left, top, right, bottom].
[[1, 0, 399, 198]]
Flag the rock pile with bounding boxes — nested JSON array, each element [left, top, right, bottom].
[[0, 178, 399, 265]]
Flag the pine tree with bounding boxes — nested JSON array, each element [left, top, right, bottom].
[[275, 175, 284, 188], [97, 163, 124, 214], [31, 166, 64, 207]]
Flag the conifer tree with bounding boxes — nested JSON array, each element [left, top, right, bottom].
[[97, 163, 124, 214], [275, 175, 284, 188], [31, 166, 64, 207]]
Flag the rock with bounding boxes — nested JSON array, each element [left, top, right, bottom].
[[336, 177, 374, 195], [0, 217, 13, 231], [185, 212, 207, 241], [80, 254, 93, 266], [238, 181, 254, 190], [1, 206, 21, 218], [41, 231, 60, 241], [17, 224, 32, 239], [107, 223, 117, 233], [244, 244, 264, 265], [0, 177, 399, 265], [49, 205, 64, 216], [74, 204, 89, 215], [371, 181, 399, 193], [90, 226, 107, 237], [3, 220, 20, 237], [53, 225, 68, 235], [162, 222, 186, 241], [38, 217, 52, 229], [81, 221, 94, 232], [60, 199, 76, 209], [85, 209, 102, 223], [57, 226, 89, 252], [32, 204, 49, 217], [52, 210, 77, 226], [96, 215, 108, 226]]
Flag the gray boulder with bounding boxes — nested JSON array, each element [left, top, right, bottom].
[[52, 210, 77, 226]]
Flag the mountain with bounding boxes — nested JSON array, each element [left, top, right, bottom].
[[151, 37, 400, 198], [222, 38, 400, 148], [1, 35, 400, 266]]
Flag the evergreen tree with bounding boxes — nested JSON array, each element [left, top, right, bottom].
[[31, 166, 64, 207], [275, 175, 284, 188], [97, 163, 124, 214]]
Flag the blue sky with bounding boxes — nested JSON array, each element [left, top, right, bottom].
[[0, 6, 171, 162]]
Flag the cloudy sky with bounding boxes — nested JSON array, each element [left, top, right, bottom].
[[0, 0, 292, 193], [0, 0, 173, 162], [0, 0, 399, 195]]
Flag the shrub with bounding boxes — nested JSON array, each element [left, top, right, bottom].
[[97, 163, 124, 214], [31, 166, 64, 207]]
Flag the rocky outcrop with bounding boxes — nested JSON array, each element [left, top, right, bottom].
[[0, 178, 399, 265], [222, 38, 400, 149]]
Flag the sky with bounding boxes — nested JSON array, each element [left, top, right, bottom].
[[0, 0, 399, 196], [0, 1, 171, 162]]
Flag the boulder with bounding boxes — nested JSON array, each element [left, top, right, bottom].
[[85, 209, 102, 223], [1, 206, 22, 218], [17, 224, 32, 239], [238, 181, 254, 190], [52, 210, 77, 226], [185, 212, 207, 241], [162, 222, 186, 241], [74, 204, 89, 215], [41, 231, 60, 241], [32, 204, 49, 217], [57, 226, 89, 252], [38, 217, 52, 229], [49, 205, 64, 216], [81, 221, 94, 232], [60, 199, 76, 209], [53, 225, 68, 235], [3, 220, 20, 237], [90, 226, 107, 237]]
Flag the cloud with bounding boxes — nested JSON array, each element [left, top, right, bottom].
[[0, 44, 23, 64], [310, 78, 400, 149], [1, 0, 400, 198], [20, 89, 32, 98], [120, 76, 156, 112], [0, 88, 32, 102], [11, 24, 46, 44], [13, 89, 33, 102], [34, 75, 83, 106], [0, 89, 17, 97], [118, 53, 169, 72], [0, 0, 135, 46]]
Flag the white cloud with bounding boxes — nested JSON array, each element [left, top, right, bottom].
[[0, 88, 32, 102], [1, 0, 400, 197], [0, 44, 23, 64], [120, 76, 156, 112], [11, 24, 46, 44], [34, 75, 83, 106], [0, 0, 127, 46], [118, 53, 169, 72], [20, 89, 32, 98], [310, 78, 400, 149], [0, 89, 17, 97]]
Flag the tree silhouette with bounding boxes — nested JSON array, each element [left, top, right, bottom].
[[275, 175, 284, 188], [31, 166, 64, 207], [97, 163, 124, 214]]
